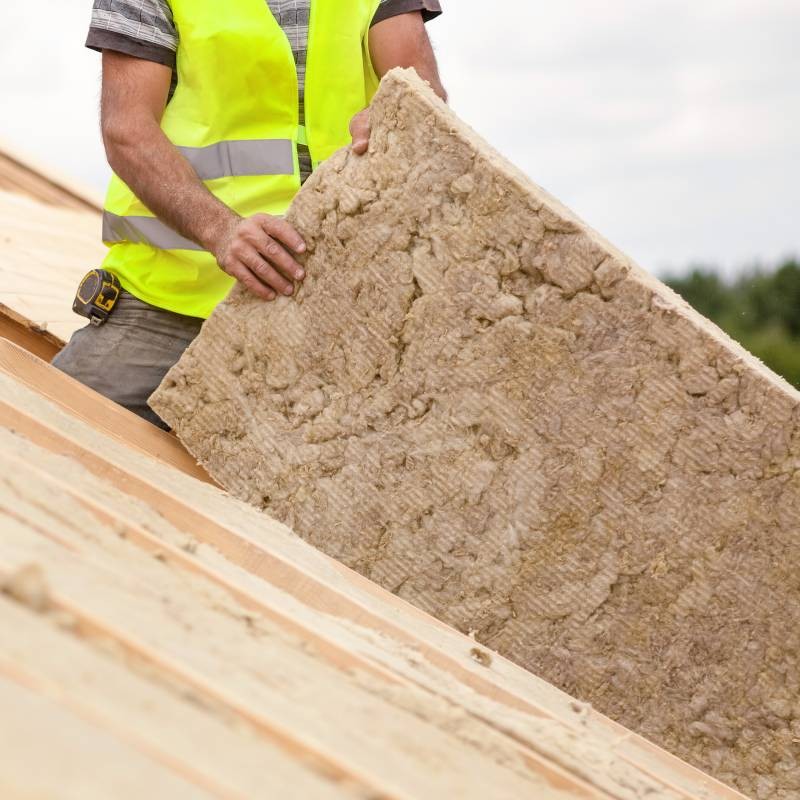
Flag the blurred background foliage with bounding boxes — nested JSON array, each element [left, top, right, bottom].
[[664, 258, 800, 388]]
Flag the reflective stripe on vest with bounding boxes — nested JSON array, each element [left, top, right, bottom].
[[177, 138, 294, 180], [102, 211, 204, 251], [105, 138, 297, 250]]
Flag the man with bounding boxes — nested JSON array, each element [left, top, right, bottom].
[[55, 0, 446, 428]]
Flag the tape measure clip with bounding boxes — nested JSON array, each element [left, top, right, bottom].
[[72, 269, 122, 326]]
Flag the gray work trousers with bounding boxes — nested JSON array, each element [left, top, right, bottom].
[[52, 291, 204, 430]]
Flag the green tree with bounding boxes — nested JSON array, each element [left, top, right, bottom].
[[664, 258, 800, 389]]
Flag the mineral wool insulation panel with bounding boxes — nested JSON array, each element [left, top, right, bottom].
[[152, 69, 800, 800]]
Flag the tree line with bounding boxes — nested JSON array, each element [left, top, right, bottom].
[[664, 258, 800, 388]]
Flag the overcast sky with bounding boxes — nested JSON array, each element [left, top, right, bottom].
[[1, 0, 797, 278]]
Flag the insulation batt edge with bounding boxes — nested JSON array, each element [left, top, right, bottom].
[[151, 68, 800, 799]]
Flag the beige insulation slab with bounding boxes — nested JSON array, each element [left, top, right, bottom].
[[151, 69, 800, 799], [0, 369, 741, 800]]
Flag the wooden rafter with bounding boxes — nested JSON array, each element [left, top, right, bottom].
[[0, 358, 746, 800]]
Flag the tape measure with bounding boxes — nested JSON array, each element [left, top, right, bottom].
[[72, 269, 122, 326]]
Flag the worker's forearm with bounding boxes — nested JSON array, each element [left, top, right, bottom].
[[103, 117, 236, 253], [99, 49, 305, 303]]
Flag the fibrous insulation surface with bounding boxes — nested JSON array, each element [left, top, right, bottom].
[[152, 69, 800, 799]]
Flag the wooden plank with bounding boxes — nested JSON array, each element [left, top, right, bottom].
[[0, 305, 63, 362], [0, 338, 214, 485], [0, 189, 106, 342], [1, 573, 392, 799], [0, 597, 353, 800], [0, 140, 103, 212], [4, 446, 609, 800], [0, 660, 243, 800], [0, 674, 214, 800], [9, 449, 406, 686], [0, 485, 590, 800], [0, 371, 746, 800]]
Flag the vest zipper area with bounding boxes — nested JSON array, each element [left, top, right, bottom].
[[305, 0, 319, 166], [262, 0, 302, 188]]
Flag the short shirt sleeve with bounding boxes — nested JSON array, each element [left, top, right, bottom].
[[85, 0, 178, 68], [372, 0, 443, 26]]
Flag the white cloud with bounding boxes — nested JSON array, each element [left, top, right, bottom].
[[0, 2, 108, 188], [432, 0, 800, 276], [1, 0, 797, 277]]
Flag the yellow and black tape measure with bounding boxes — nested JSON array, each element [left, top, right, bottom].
[[72, 269, 122, 326]]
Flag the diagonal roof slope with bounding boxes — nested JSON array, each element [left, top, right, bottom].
[[0, 138, 103, 213], [0, 338, 744, 798], [0, 142, 106, 357]]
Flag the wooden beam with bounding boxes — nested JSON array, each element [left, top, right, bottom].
[[4, 447, 607, 800], [0, 596, 353, 800], [0, 673, 215, 799], [0, 306, 63, 363], [0, 380, 746, 800], [0, 338, 214, 485], [1, 481, 591, 800], [0, 657, 245, 800], [0, 567, 396, 800], [0, 140, 104, 213]]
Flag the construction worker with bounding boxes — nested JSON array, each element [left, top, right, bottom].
[[54, 1, 446, 428]]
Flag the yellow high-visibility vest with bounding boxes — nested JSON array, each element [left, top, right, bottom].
[[100, 0, 381, 319]]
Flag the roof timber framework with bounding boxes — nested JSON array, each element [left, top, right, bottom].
[[0, 140, 102, 214], [0, 190, 105, 355], [0, 142, 106, 357], [0, 339, 744, 799]]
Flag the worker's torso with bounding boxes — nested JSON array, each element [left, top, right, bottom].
[[101, 0, 380, 319]]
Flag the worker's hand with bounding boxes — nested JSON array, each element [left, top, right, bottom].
[[211, 214, 306, 301], [350, 110, 371, 155]]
